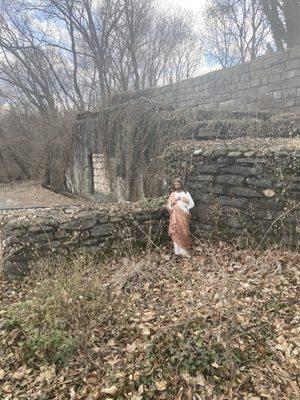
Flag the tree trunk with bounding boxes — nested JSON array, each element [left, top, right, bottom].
[[261, 0, 286, 51], [284, 0, 300, 48]]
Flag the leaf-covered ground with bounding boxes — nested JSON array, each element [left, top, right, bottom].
[[0, 242, 299, 399]]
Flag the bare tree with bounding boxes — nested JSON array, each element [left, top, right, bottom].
[[0, 0, 204, 185], [1, 0, 203, 108], [162, 10, 203, 83], [204, 5, 240, 68], [261, 0, 300, 50], [0, 0, 89, 113], [204, 0, 270, 67]]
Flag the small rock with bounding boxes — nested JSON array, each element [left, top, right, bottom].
[[214, 149, 228, 156], [193, 149, 202, 155], [262, 189, 276, 197], [228, 151, 242, 157], [244, 151, 255, 157]]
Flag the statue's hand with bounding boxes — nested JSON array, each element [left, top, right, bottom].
[[182, 196, 189, 205]]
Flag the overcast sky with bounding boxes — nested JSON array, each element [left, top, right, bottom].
[[169, 0, 207, 13], [165, 0, 215, 74]]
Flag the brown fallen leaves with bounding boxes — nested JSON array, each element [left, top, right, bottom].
[[0, 241, 299, 399]]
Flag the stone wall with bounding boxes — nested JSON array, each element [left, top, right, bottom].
[[0, 206, 167, 277], [2, 143, 300, 277], [189, 146, 300, 247], [72, 100, 299, 202], [0, 180, 43, 189], [92, 153, 110, 195], [152, 46, 300, 113]]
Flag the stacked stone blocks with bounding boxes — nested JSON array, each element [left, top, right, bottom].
[[152, 46, 300, 112], [189, 148, 300, 245]]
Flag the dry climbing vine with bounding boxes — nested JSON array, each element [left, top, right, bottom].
[[93, 97, 199, 200], [84, 96, 299, 201]]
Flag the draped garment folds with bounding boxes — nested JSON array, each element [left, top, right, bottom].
[[167, 191, 194, 254]]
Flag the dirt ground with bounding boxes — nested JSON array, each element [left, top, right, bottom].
[[0, 184, 79, 209]]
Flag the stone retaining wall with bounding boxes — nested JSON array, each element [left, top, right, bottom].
[[0, 206, 167, 277], [2, 145, 300, 277], [0, 180, 43, 189], [189, 147, 300, 247], [152, 46, 300, 113]]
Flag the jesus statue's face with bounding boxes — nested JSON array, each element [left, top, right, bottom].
[[174, 181, 182, 191]]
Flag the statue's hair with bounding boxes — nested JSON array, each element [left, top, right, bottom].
[[173, 177, 183, 185], [173, 177, 187, 192]]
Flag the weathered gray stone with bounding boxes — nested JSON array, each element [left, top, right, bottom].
[[282, 70, 300, 80], [193, 175, 214, 182], [196, 164, 219, 174], [3, 235, 24, 246], [2, 259, 29, 277], [110, 216, 123, 223], [273, 91, 282, 100], [289, 47, 300, 59], [285, 59, 300, 71], [89, 223, 115, 237], [287, 191, 300, 199], [287, 182, 300, 191], [149, 46, 299, 112], [221, 165, 263, 176], [212, 185, 226, 195], [236, 158, 267, 164], [193, 193, 214, 204], [218, 196, 249, 209], [246, 177, 273, 188], [249, 198, 283, 210], [61, 218, 97, 230], [189, 181, 211, 192], [54, 229, 68, 239], [244, 151, 256, 157], [28, 224, 54, 233], [228, 151, 242, 157], [251, 210, 276, 220], [24, 231, 53, 242], [193, 149, 202, 155], [82, 238, 106, 247], [216, 175, 244, 185], [227, 187, 263, 198], [1, 208, 167, 277]]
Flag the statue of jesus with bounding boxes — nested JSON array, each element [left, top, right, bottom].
[[166, 178, 194, 256]]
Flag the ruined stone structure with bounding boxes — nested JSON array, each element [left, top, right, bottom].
[[189, 144, 300, 247], [152, 46, 300, 113], [73, 106, 299, 203], [71, 47, 300, 204], [2, 139, 300, 276], [0, 205, 167, 276]]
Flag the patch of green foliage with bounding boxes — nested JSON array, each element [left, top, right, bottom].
[[4, 301, 78, 365]]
